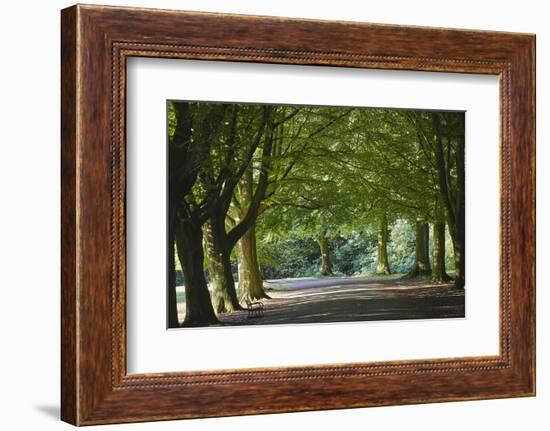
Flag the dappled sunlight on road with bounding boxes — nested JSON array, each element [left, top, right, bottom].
[[215, 276, 464, 326]]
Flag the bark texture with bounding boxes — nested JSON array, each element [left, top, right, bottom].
[[317, 234, 334, 276], [238, 223, 269, 300], [200, 109, 274, 310], [431, 221, 451, 283], [375, 213, 391, 275], [167, 102, 226, 327], [175, 218, 219, 326], [167, 209, 179, 328], [407, 219, 432, 278], [203, 218, 242, 314], [234, 167, 270, 300], [433, 113, 465, 289]]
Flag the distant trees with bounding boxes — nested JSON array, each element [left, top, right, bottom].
[[343, 109, 464, 286], [167, 101, 465, 327]]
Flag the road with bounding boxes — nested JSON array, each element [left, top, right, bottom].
[[217, 276, 465, 326]]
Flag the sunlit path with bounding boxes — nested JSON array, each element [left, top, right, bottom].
[[215, 276, 464, 326]]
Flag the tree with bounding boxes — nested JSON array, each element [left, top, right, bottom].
[[396, 110, 466, 284], [431, 221, 451, 282], [231, 166, 269, 301], [168, 102, 466, 327], [341, 109, 436, 277], [200, 105, 274, 313], [175, 217, 218, 326], [256, 106, 465, 286], [167, 102, 227, 327], [432, 112, 465, 288], [406, 218, 432, 277], [316, 233, 334, 276], [230, 117, 293, 301], [431, 199, 451, 283], [375, 212, 391, 274], [237, 222, 266, 300], [231, 107, 353, 292], [260, 151, 357, 278], [167, 101, 274, 324]]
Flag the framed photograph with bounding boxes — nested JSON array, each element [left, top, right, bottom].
[[61, 4, 535, 425]]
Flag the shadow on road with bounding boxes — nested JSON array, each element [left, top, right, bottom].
[[218, 276, 465, 327]]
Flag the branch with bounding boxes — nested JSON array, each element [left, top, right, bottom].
[[227, 117, 275, 246]]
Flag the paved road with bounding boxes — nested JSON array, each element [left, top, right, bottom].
[[265, 275, 403, 290], [218, 276, 465, 326]]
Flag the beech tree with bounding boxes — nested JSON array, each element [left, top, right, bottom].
[[375, 212, 391, 275], [431, 112, 465, 288], [226, 107, 353, 297], [201, 105, 275, 313], [168, 101, 271, 325], [351, 109, 464, 283], [167, 102, 225, 327], [431, 199, 451, 283], [230, 113, 303, 301], [259, 117, 364, 276], [338, 109, 436, 278]]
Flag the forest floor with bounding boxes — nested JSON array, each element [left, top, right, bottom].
[[215, 275, 465, 326]]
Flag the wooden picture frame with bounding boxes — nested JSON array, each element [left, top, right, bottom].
[[61, 4, 535, 425]]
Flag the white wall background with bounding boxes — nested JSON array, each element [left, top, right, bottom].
[[0, 0, 546, 429]]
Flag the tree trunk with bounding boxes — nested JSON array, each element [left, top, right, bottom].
[[167, 209, 180, 328], [174, 218, 219, 326], [233, 168, 269, 301], [423, 222, 431, 274], [317, 234, 334, 276], [198, 114, 274, 313], [203, 218, 242, 314], [375, 213, 391, 275], [452, 234, 465, 289], [407, 219, 432, 277], [431, 221, 451, 283], [454, 134, 466, 289], [432, 114, 465, 289], [238, 223, 270, 300]]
